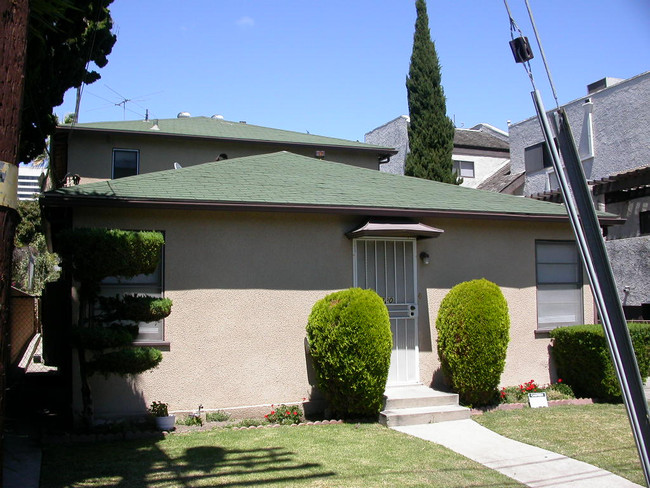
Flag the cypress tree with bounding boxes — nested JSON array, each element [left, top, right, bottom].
[[405, 0, 458, 184]]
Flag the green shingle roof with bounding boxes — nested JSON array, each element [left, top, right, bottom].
[[60, 116, 393, 152], [45, 151, 615, 222]]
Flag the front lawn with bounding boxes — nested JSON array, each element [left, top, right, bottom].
[[475, 403, 644, 485], [41, 423, 523, 487]]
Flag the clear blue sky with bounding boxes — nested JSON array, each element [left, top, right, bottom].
[[55, 0, 650, 142]]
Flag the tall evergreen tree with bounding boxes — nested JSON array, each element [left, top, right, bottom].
[[405, 0, 457, 184]]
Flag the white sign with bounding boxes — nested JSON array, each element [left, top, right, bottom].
[[528, 392, 548, 408]]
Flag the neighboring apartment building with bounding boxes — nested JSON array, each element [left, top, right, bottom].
[[364, 116, 515, 191], [18, 165, 47, 200], [50, 114, 397, 187], [509, 71, 650, 318]]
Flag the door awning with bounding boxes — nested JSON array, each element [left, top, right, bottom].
[[346, 220, 444, 239]]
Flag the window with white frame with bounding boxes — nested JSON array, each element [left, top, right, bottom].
[[112, 149, 139, 179], [453, 160, 475, 178], [99, 255, 165, 342], [536, 241, 583, 331]]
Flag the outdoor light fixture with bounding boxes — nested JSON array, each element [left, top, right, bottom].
[[419, 252, 430, 265]]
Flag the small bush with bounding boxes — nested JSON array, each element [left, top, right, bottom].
[[98, 295, 173, 323], [264, 404, 303, 425], [177, 415, 203, 426], [148, 401, 169, 417], [550, 323, 650, 401], [306, 288, 392, 418], [206, 411, 231, 422], [436, 279, 510, 406]]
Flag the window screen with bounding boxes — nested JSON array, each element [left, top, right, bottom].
[[536, 241, 583, 330]]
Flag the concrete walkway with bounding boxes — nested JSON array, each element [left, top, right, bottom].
[[394, 419, 643, 488]]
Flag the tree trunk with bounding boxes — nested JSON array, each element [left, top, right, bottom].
[[0, 0, 29, 481]]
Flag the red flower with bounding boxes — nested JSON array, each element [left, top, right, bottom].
[[558, 378, 562, 383], [271, 411, 275, 415], [293, 411, 298, 415]]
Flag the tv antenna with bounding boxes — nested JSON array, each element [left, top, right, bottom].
[[86, 85, 161, 120]]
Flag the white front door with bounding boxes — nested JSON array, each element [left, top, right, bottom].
[[353, 238, 418, 385]]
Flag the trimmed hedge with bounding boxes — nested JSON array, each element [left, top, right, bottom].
[[550, 323, 650, 401], [89, 347, 163, 376], [57, 228, 164, 290], [71, 324, 138, 350], [306, 288, 392, 418], [436, 279, 510, 406], [98, 295, 173, 323]]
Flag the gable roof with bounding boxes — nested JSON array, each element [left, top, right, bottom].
[[43, 151, 620, 223], [58, 117, 396, 154], [454, 128, 509, 152]]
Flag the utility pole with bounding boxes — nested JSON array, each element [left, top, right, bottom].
[[0, 0, 29, 481]]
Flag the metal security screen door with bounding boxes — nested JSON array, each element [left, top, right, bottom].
[[353, 238, 418, 385]]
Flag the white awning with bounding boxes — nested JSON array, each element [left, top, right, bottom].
[[346, 220, 444, 239]]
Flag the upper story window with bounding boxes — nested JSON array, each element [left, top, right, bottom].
[[112, 149, 139, 179], [640, 211, 650, 235], [524, 141, 553, 173], [453, 160, 475, 178]]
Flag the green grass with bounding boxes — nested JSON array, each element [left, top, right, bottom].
[[475, 403, 644, 485], [41, 423, 523, 487]]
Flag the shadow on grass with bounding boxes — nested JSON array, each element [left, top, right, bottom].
[[41, 438, 336, 487]]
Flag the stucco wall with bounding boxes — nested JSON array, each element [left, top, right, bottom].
[[605, 235, 650, 307], [509, 72, 650, 195], [606, 195, 650, 240], [65, 132, 382, 185], [69, 207, 590, 419]]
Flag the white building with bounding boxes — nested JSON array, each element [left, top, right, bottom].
[[365, 116, 513, 191], [18, 165, 47, 201]]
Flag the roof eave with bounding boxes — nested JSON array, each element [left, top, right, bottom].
[[55, 125, 398, 155], [41, 193, 624, 226]]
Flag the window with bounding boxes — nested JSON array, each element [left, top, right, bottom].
[[99, 255, 165, 343], [524, 141, 553, 173], [640, 211, 650, 235], [112, 149, 139, 179], [547, 170, 559, 191], [453, 160, 475, 178], [536, 241, 583, 331]]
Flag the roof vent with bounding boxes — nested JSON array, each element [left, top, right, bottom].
[[177, 112, 191, 118], [587, 77, 623, 94], [211, 114, 224, 119]]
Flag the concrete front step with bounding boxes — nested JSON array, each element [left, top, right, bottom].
[[383, 385, 460, 410], [379, 404, 471, 427]]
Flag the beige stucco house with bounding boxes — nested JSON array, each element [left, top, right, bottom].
[[50, 115, 397, 187], [42, 150, 619, 421]]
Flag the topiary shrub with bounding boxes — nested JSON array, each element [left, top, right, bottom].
[[436, 278, 510, 406], [550, 323, 650, 401], [306, 288, 392, 418]]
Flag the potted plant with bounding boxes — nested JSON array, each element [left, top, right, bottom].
[[149, 401, 175, 430]]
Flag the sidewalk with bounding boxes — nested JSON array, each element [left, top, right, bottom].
[[3, 428, 41, 488], [394, 419, 643, 488]]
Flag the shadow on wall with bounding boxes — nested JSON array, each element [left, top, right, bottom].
[[84, 374, 148, 423]]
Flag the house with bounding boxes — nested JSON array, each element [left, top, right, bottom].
[[41, 150, 620, 421], [509, 71, 650, 318], [364, 116, 517, 191], [50, 115, 397, 187]]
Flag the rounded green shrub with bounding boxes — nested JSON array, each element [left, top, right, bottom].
[[89, 347, 163, 376], [306, 288, 392, 418], [436, 279, 510, 406]]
